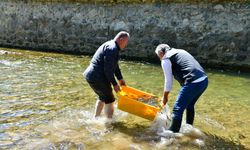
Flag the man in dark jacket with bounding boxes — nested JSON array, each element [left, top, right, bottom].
[[155, 44, 208, 132], [83, 31, 129, 118]]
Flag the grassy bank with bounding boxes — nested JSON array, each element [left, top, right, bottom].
[[9, 0, 250, 4]]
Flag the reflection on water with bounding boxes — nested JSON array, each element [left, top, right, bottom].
[[0, 48, 250, 149]]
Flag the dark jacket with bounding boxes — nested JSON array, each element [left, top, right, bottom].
[[83, 40, 123, 86], [164, 48, 207, 85]]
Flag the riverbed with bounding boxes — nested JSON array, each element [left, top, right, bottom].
[[0, 48, 249, 149]]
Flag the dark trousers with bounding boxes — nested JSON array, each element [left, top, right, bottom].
[[169, 78, 208, 132]]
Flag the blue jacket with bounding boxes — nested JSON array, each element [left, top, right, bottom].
[[83, 40, 123, 86]]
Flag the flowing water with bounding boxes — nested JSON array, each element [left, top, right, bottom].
[[0, 48, 250, 150]]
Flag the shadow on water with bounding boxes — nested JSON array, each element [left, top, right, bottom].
[[112, 121, 248, 150], [203, 133, 247, 150], [112, 121, 163, 143]]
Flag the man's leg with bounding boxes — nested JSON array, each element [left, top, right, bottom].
[[87, 80, 115, 119], [168, 85, 191, 132], [95, 100, 105, 117], [186, 92, 202, 125], [186, 78, 208, 125], [169, 81, 203, 132], [186, 105, 195, 125], [104, 102, 114, 118]]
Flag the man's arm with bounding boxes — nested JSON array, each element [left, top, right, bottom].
[[104, 49, 118, 86], [115, 64, 123, 81], [161, 59, 173, 105], [115, 64, 126, 86]]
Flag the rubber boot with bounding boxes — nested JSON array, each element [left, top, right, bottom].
[[168, 118, 182, 133]]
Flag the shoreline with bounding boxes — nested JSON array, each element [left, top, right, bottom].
[[1, 46, 250, 73]]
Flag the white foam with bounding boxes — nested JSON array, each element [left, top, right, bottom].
[[149, 105, 206, 148], [129, 144, 142, 150], [0, 60, 23, 67], [180, 124, 204, 138], [193, 138, 205, 147], [149, 105, 171, 133], [155, 137, 175, 148]]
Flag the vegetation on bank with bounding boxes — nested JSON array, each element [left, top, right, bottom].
[[10, 0, 250, 4]]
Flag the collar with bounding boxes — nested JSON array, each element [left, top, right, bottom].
[[162, 48, 173, 60], [162, 53, 167, 60], [115, 41, 121, 51]]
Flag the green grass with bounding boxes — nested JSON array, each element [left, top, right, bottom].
[[10, 0, 250, 4]]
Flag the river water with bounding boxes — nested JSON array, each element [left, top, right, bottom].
[[0, 48, 249, 150]]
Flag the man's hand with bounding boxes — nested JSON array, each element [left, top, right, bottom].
[[113, 84, 121, 93], [162, 97, 168, 106], [119, 79, 126, 86], [162, 91, 170, 106]]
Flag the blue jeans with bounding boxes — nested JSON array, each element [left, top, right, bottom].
[[172, 78, 208, 124]]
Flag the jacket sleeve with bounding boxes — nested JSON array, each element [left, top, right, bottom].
[[115, 64, 123, 80], [104, 48, 118, 86]]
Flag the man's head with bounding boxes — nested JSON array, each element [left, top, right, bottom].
[[114, 31, 130, 50], [155, 44, 171, 60]]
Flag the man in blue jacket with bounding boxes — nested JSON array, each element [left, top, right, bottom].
[[83, 31, 129, 118], [155, 44, 208, 132]]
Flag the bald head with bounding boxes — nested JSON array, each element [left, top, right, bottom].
[[114, 31, 130, 50]]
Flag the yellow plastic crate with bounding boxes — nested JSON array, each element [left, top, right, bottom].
[[117, 86, 161, 121]]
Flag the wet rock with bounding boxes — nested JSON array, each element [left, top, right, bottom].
[[238, 134, 246, 139], [214, 4, 225, 11], [0, 50, 8, 55], [0, 50, 20, 55]]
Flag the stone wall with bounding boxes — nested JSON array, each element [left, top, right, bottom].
[[0, 1, 249, 70]]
